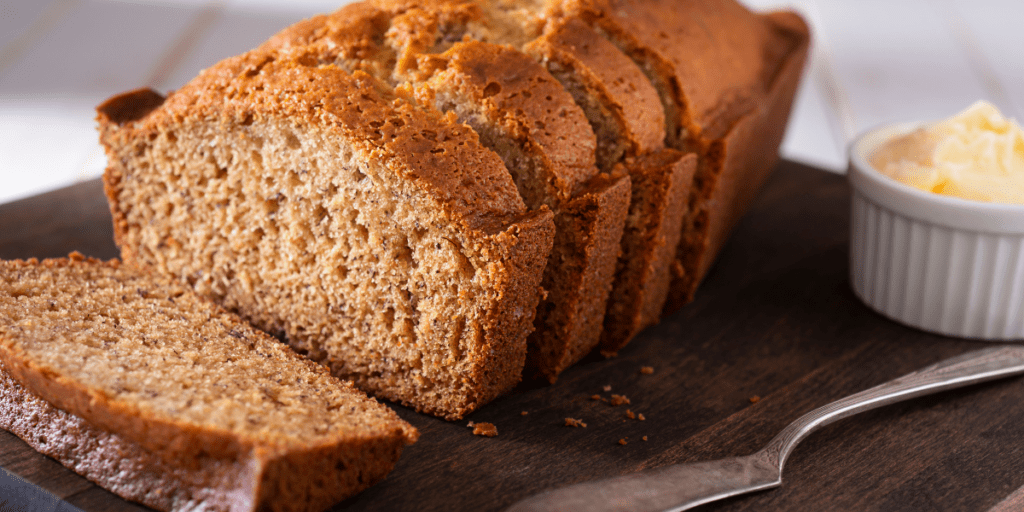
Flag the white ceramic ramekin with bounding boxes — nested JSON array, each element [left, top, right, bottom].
[[848, 123, 1024, 340]]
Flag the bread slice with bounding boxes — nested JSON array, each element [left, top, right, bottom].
[[554, 0, 810, 308], [262, 2, 631, 382], [598, 150, 695, 354], [0, 254, 418, 512], [98, 52, 555, 419], [515, 13, 697, 353]]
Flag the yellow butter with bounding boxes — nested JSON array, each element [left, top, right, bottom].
[[870, 101, 1024, 204]]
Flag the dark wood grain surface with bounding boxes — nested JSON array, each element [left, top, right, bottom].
[[2, 161, 1023, 512]]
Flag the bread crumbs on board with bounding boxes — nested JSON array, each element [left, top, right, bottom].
[[565, 417, 587, 428], [642, 436, 648, 441], [602, 385, 612, 392], [609, 394, 630, 406], [472, 422, 498, 437], [520, 411, 529, 416], [640, 366, 654, 375], [749, 395, 761, 404], [618, 438, 628, 445], [624, 410, 647, 421]]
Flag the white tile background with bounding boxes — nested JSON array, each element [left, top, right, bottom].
[[0, 0, 1021, 205]]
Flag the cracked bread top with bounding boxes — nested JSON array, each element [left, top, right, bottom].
[[555, 0, 807, 144], [261, 1, 599, 206], [102, 46, 529, 236], [524, 15, 665, 170], [411, 39, 598, 204]]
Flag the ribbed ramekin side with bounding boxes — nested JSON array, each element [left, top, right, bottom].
[[850, 190, 1024, 340]]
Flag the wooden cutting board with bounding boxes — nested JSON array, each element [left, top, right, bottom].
[[2, 161, 1023, 512]]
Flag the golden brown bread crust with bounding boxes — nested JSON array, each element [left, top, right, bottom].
[[513, 7, 697, 354], [409, 40, 630, 381], [550, 0, 809, 308], [414, 40, 597, 203], [99, 50, 555, 419], [95, 88, 166, 125], [166, 51, 528, 229], [98, 52, 530, 240], [525, 16, 665, 167], [557, 0, 784, 144]]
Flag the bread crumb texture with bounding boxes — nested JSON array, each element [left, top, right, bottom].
[[609, 394, 630, 406]]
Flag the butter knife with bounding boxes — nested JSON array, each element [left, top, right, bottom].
[[508, 346, 1024, 512]]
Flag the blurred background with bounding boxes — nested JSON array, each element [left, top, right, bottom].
[[0, 0, 1021, 205]]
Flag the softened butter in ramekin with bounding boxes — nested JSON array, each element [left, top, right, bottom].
[[870, 101, 1024, 204]]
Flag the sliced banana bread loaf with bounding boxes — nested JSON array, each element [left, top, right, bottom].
[[371, 0, 702, 353], [98, 52, 555, 419], [355, 0, 700, 362], [262, 2, 631, 382], [0, 254, 417, 512]]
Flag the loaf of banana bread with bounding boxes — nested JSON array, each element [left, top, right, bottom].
[[96, 0, 808, 412]]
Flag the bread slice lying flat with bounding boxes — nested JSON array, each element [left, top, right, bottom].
[[98, 54, 555, 419], [0, 255, 418, 512]]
